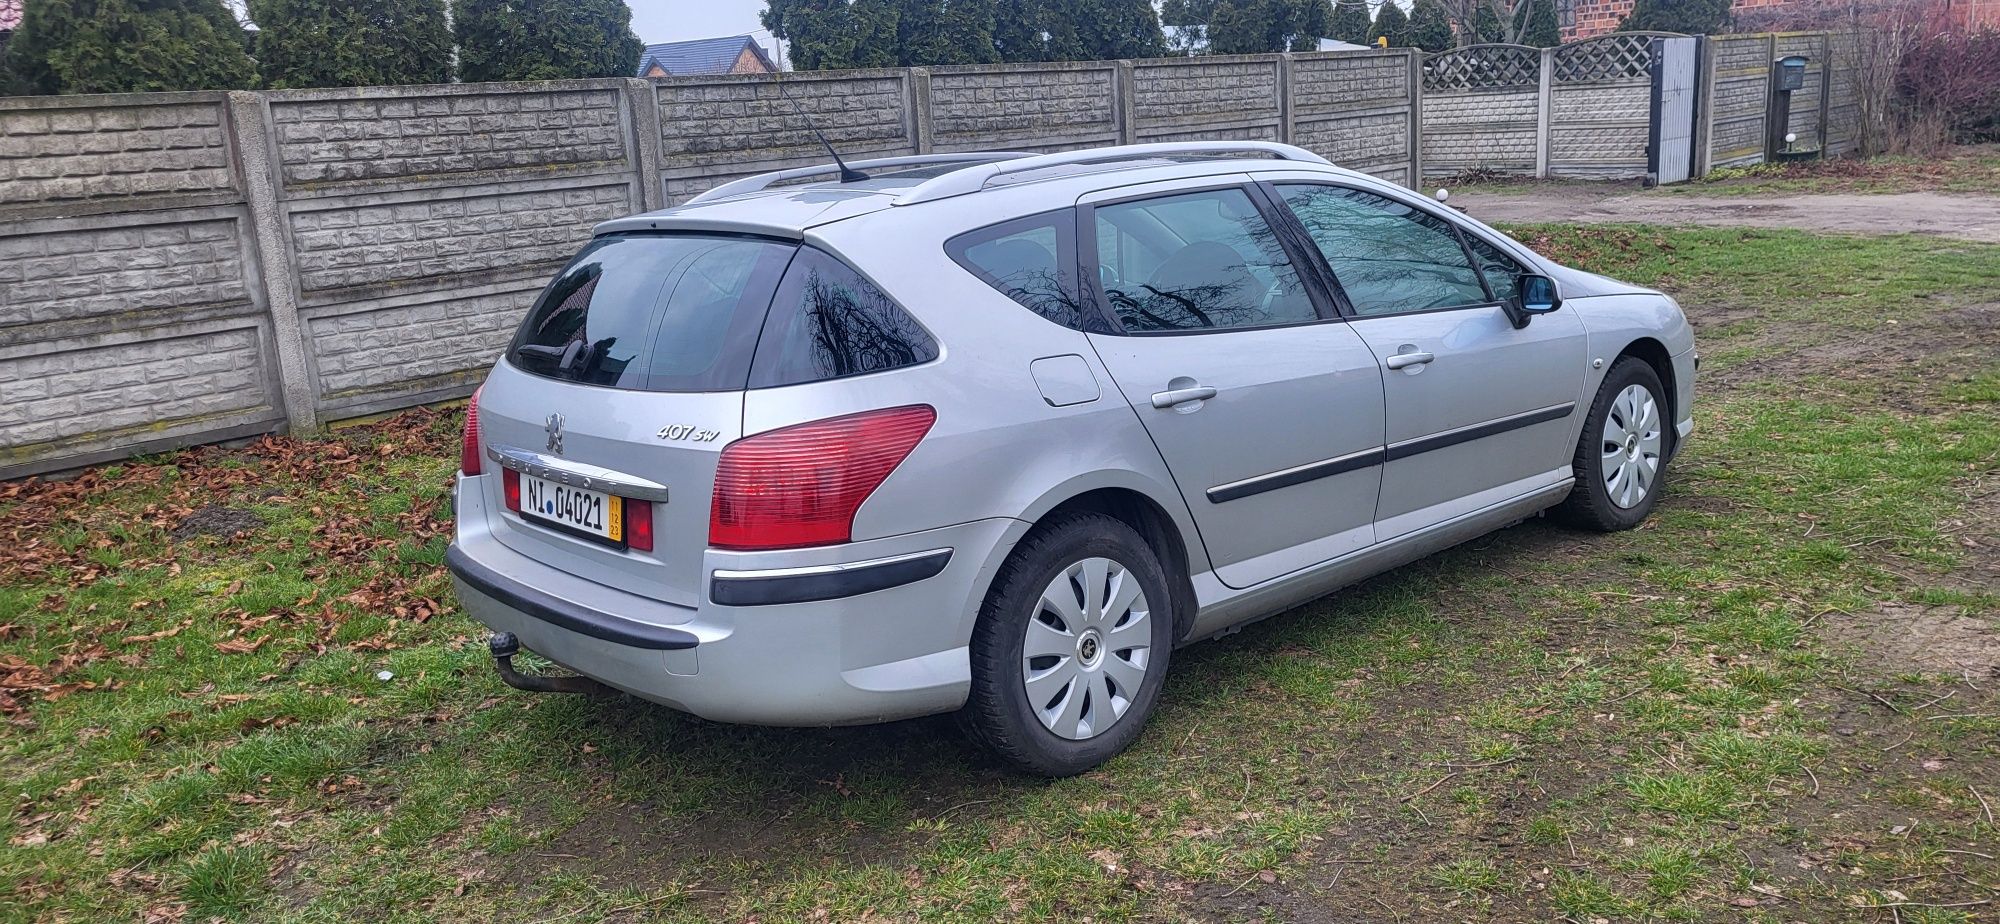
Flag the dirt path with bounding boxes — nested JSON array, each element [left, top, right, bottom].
[[1455, 187, 2000, 241]]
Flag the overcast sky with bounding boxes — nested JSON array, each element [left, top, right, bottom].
[[627, 0, 783, 62]]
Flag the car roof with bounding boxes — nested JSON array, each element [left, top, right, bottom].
[[592, 143, 1377, 239]]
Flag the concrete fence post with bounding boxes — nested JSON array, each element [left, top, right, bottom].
[[909, 67, 935, 153], [1535, 47, 1554, 179], [1277, 53, 1295, 145], [1114, 60, 1137, 145], [1407, 50, 1424, 187], [1693, 35, 1716, 177], [224, 90, 318, 435], [620, 78, 667, 212]]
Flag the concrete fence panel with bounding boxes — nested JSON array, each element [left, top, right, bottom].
[[926, 61, 1121, 154], [1706, 33, 1774, 169], [0, 92, 287, 479], [1128, 55, 1284, 144], [263, 80, 646, 423], [653, 69, 918, 203], [1419, 44, 1542, 180], [1288, 49, 1420, 187], [1824, 31, 1863, 157]]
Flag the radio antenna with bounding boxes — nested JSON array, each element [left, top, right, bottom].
[[770, 68, 868, 184]]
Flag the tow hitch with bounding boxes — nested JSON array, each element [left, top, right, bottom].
[[487, 632, 614, 696]]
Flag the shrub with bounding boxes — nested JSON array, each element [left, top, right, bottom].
[[452, 0, 641, 83], [1895, 24, 2000, 146], [2, 0, 256, 94], [248, 0, 451, 89]]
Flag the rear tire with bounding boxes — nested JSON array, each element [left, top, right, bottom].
[[1558, 357, 1670, 532], [962, 512, 1175, 777]]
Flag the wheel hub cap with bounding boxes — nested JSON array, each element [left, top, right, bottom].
[[1601, 383, 1663, 510], [1021, 557, 1152, 741]]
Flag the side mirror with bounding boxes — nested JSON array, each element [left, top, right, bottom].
[[1503, 273, 1562, 328]]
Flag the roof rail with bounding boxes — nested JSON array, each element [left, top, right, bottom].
[[892, 141, 1334, 206], [685, 152, 1034, 205]]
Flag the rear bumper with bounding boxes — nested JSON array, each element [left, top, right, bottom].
[[449, 474, 1017, 726]]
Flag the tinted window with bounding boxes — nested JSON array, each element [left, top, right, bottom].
[[750, 247, 939, 388], [1093, 188, 1318, 333], [1463, 233, 1526, 304], [1276, 184, 1490, 317], [947, 210, 1102, 332], [509, 234, 795, 392]]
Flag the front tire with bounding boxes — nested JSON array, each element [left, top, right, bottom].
[[1558, 357, 1669, 531], [962, 512, 1175, 777]]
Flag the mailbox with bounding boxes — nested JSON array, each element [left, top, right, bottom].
[[1775, 55, 1808, 92]]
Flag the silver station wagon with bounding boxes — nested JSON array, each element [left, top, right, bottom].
[[448, 142, 1695, 776]]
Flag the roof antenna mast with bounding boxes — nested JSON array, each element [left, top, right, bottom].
[[770, 68, 868, 184]]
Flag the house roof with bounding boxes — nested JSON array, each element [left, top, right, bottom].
[[0, 0, 23, 33], [636, 35, 776, 76]]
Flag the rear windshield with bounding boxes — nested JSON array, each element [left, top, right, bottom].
[[508, 233, 796, 392]]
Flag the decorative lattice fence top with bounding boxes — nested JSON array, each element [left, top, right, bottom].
[[1552, 33, 1668, 83], [1422, 44, 1541, 92]]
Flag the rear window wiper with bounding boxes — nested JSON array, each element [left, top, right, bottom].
[[513, 342, 583, 372]]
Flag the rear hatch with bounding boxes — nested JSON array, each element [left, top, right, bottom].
[[474, 232, 798, 609]]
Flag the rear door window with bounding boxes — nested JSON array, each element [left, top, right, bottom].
[[749, 246, 939, 388], [1091, 187, 1319, 333], [509, 234, 796, 392]]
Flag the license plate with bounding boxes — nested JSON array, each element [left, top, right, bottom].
[[520, 474, 623, 545]]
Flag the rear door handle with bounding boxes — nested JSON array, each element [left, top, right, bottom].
[[1151, 385, 1218, 409], [1385, 351, 1435, 370]]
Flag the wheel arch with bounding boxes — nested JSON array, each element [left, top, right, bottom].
[[1613, 336, 1677, 450], [972, 473, 1208, 644]]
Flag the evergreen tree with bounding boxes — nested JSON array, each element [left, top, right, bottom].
[[1617, 0, 1730, 34], [453, 0, 641, 83], [849, 0, 901, 65], [1327, 0, 1370, 44], [772, 0, 899, 69], [249, 0, 450, 89], [1471, 0, 1500, 43], [1404, 0, 1451, 51], [1159, 0, 1213, 54], [1041, 2, 1087, 59], [894, 0, 996, 65], [4, 0, 256, 94], [1074, 0, 1163, 59], [1512, 0, 1557, 46], [1291, 0, 1332, 49], [992, 0, 1044, 61], [1370, 0, 1407, 46]]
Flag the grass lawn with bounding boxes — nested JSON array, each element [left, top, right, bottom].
[[3, 226, 1998, 923], [1451, 146, 2000, 199]]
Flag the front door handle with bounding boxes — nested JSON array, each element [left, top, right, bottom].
[[1151, 385, 1218, 409], [1385, 351, 1435, 370]]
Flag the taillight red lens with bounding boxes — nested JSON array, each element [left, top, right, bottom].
[[460, 385, 484, 476], [626, 499, 654, 552], [709, 405, 936, 551], [502, 468, 520, 511]]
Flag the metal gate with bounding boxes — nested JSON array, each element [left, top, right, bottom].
[[1648, 36, 1699, 184]]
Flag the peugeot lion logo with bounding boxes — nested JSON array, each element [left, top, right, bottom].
[[544, 412, 564, 455]]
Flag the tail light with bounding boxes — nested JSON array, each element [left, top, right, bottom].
[[460, 385, 484, 476], [709, 405, 936, 551]]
